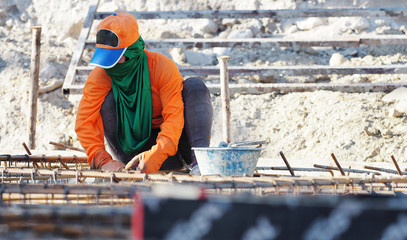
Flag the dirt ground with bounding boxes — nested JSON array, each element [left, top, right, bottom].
[[1, 0, 407, 171]]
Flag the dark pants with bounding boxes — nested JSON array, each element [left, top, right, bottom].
[[100, 77, 213, 170]]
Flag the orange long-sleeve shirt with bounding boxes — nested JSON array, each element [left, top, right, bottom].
[[75, 50, 184, 173]]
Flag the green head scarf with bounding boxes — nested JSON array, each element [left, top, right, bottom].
[[105, 37, 152, 154]]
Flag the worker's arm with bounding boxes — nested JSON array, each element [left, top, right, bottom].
[[139, 55, 184, 173], [75, 68, 113, 165]]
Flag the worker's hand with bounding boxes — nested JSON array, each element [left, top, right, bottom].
[[125, 139, 170, 173], [125, 154, 145, 171], [101, 160, 125, 172], [91, 148, 125, 171]]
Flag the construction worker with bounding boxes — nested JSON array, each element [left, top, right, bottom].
[[75, 12, 213, 173]]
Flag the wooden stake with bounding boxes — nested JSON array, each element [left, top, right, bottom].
[[218, 56, 231, 143], [28, 26, 42, 149]]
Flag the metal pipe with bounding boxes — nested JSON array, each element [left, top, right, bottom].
[[95, 8, 407, 20], [76, 65, 407, 77], [86, 36, 407, 49]]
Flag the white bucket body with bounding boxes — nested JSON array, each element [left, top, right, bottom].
[[192, 147, 262, 176]]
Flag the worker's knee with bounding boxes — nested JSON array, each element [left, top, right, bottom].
[[183, 77, 210, 98]]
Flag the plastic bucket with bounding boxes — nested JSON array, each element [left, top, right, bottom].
[[192, 147, 262, 177]]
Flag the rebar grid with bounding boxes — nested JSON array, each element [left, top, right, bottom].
[[0, 205, 131, 239], [0, 154, 89, 170], [1, 168, 407, 204], [0, 151, 406, 205], [0, 183, 148, 206]]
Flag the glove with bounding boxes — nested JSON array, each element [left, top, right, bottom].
[[139, 137, 174, 173], [90, 148, 125, 171], [124, 154, 144, 171]]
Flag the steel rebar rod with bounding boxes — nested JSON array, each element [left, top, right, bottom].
[[22, 142, 32, 155], [364, 165, 407, 175], [279, 152, 295, 176], [0, 155, 88, 163], [391, 155, 403, 176], [49, 141, 86, 153], [256, 166, 331, 172], [313, 164, 381, 175], [331, 153, 346, 176]]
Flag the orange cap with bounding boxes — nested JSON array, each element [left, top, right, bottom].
[[90, 12, 140, 68], [96, 12, 140, 49]]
